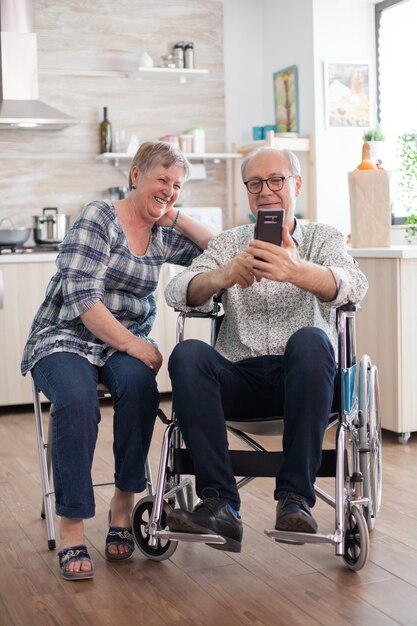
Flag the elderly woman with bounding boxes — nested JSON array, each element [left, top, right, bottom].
[[21, 141, 214, 580]]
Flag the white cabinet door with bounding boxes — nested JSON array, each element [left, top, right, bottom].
[[0, 261, 56, 406], [354, 256, 417, 435], [152, 264, 212, 393]]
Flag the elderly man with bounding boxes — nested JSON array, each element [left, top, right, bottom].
[[164, 147, 368, 553]]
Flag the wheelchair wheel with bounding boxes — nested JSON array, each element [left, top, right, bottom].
[[359, 358, 382, 531], [131, 496, 178, 561], [343, 504, 369, 571]]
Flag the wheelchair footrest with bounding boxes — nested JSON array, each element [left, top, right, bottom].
[[156, 530, 226, 545], [264, 528, 342, 546]]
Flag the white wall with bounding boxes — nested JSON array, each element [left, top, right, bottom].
[[312, 0, 376, 232], [223, 0, 376, 234], [223, 0, 264, 147]]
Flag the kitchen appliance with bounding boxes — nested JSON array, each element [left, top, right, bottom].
[[108, 186, 128, 200], [0, 0, 76, 129], [180, 207, 223, 233], [33, 208, 70, 244], [0, 243, 59, 254], [0, 217, 31, 246]]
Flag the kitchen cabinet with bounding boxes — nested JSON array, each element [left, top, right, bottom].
[[0, 257, 57, 406], [233, 134, 315, 223], [0, 258, 210, 406], [350, 247, 417, 441]]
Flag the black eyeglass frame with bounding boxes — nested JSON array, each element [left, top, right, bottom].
[[243, 175, 295, 194]]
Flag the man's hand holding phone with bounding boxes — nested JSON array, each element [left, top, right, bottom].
[[248, 212, 301, 283]]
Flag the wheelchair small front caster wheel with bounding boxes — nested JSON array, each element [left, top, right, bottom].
[[131, 496, 178, 561], [343, 505, 369, 571], [398, 432, 410, 445]]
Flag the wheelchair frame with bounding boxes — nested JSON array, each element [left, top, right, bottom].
[[131, 303, 382, 571]]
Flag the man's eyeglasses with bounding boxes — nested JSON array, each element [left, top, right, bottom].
[[243, 175, 295, 194]]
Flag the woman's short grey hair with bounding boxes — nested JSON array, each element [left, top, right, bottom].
[[128, 141, 190, 190], [241, 146, 301, 180]]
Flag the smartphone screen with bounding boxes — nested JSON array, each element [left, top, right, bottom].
[[254, 208, 284, 246]]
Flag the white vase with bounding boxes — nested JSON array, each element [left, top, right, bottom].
[[368, 140, 386, 166], [138, 51, 154, 68]]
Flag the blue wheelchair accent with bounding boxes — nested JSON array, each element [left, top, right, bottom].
[[342, 363, 356, 414]]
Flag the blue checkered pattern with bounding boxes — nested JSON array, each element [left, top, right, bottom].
[[21, 200, 201, 375]]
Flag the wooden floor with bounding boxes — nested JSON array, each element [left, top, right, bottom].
[[1, 396, 417, 626]]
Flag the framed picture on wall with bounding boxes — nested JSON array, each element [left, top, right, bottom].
[[324, 62, 370, 128], [273, 65, 299, 134]]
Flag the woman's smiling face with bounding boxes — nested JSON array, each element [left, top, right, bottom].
[[132, 164, 186, 221]]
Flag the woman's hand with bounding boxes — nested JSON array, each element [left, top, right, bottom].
[[154, 204, 177, 228], [126, 336, 163, 372], [80, 302, 163, 372]]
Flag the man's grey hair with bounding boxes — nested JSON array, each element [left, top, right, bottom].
[[241, 146, 301, 181], [129, 141, 190, 190]]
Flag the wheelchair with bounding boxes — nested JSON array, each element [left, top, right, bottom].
[[131, 301, 382, 572]]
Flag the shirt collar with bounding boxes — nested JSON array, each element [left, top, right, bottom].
[[290, 218, 305, 248]]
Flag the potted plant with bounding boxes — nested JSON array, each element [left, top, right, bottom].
[[397, 130, 417, 242], [362, 127, 386, 142], [362, 127, 386, 165]]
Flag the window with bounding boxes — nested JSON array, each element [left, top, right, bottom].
[[376, 0, 417, 215]]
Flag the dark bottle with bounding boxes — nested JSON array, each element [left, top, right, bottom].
[[100, 107, 112, 153], [173, 41, 185, 68], [184, 42, 194, 69]]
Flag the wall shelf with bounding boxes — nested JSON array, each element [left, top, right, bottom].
[[129, 67, 209, 83], [237, 135, 311, 156], [39, 67, 209, 84], [96, 152, 241, 167]]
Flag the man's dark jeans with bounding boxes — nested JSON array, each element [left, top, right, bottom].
[[168, 327, 336, 510]]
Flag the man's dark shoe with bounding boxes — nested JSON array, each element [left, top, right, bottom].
[[166, 497, 243, 552], [275, 492, 318, 534]]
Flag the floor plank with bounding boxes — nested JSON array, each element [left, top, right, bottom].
[[0, 398, 416, 625]]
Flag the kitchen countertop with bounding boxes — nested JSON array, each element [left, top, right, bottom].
[[0, 252, 58, 264], [2, 245, 417, 263], [349, 245, 417, 259]]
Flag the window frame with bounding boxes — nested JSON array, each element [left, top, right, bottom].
[[375, 0, 411, 122]]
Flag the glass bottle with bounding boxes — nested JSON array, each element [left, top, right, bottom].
[[100, 107, 112, 153]]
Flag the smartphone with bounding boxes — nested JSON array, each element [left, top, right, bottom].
[[254, 208, 284, 246]]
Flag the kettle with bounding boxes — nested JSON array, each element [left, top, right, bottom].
[[108, 187, 128, 200]]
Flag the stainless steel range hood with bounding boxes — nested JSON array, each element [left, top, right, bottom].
[[0, 0, 76, 129]]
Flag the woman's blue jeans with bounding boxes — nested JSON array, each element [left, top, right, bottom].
[[32, 351, 159, 519], [168, 327, 337, 510]]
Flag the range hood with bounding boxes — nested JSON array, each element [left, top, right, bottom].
[[0, 0, 76, 129]]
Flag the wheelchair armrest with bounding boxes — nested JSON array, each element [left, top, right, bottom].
[[175, 295, 224, 344], [337, 302, 359, 313], [174, 290, 224, 320]]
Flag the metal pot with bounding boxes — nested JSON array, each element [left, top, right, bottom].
[[33, 207, 70, 244], [0, 217, 31, 246], [108, 186, 128, 200]]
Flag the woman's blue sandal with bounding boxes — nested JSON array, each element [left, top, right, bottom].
[[58, 544, 94, 580], [105, 526, 135, 561]]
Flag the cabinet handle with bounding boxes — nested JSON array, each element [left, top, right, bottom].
[[0, 270, 3, 309]]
